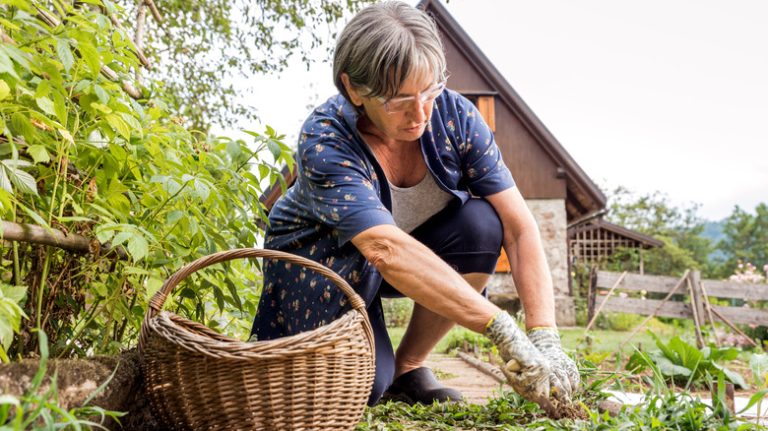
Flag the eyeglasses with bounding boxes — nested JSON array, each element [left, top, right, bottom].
[[368, 81, 446, 114]]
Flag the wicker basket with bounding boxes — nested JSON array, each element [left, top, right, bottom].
[[138, 248, 375, 431]]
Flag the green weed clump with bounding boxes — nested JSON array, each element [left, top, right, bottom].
[[356, 389, 766, 431], [627, 331, 748, 389], [357, 371, 767, 431]]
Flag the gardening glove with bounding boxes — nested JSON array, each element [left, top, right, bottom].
[[484, 311, 557, 416], [528, 327, 581, 401]]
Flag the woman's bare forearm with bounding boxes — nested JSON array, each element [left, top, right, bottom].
[[352, 224, 499, 333], [504, 227, 557, 329]]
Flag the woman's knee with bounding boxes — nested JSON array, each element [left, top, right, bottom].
[[453, 199, 503, 252]]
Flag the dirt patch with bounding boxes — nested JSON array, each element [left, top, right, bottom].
[[0, 349, 161, 430]]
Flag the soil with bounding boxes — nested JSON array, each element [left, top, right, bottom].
[[0, 349, 160, 430], [551, 399, 590, 420]]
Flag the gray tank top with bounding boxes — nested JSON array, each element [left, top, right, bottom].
[[388, 173, 453, 233]]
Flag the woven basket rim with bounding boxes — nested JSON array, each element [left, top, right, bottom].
[[146, 308, 365, 357]]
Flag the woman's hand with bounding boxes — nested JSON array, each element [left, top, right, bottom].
[[528, 327, 580, 400], [484, 312, 557, 415]]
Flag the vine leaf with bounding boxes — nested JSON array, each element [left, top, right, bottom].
[[0, 159, 37, 195], [56, 38, 74, 72]]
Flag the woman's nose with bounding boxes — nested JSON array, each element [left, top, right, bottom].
[[408, 98, 428, 122]]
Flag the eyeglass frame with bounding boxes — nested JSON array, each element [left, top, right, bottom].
[[363, 80, 447, 114]]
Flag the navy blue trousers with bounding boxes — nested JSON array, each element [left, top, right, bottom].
[[365, 198, 503, 405]]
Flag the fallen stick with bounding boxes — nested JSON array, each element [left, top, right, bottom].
[[585, 270, 628, 331], [457, 351, 505, 384], [619, 270, 690, 351], [456, 351, 623, 416]]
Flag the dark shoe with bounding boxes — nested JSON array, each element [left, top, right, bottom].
[[380, 367, 464, 405]]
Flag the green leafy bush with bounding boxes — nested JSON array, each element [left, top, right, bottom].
[[626, 331, 747, 389], [442, 326, 494, 354], [382, 298, 413, 328], [0, 0, 291, 357]]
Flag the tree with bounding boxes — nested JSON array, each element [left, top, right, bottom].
[[604, 186, 713, 276], [0, 0, 294, 358], [119, 0, 374, 131], [715, 203, 768, 277]]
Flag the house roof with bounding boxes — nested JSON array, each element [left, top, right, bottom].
[[568, 218, 664, 249], [418, 0, 607, 218]]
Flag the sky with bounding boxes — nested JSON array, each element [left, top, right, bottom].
[[218, 0, 768, 222]]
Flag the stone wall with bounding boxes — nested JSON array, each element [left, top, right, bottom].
[[487, 199, 576, 326]]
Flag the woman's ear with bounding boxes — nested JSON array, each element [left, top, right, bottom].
[[340, 73, 364, 106]]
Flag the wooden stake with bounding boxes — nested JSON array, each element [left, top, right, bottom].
[[698, 280, 720, 348], [585, 270, 628, 331], [619, 270, 690, 350], [710, 307, 759, 348], [713, 382, 735, 414], [687, 271, 706, 348]]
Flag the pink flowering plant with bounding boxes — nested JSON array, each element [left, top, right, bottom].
[[728, 261, 768, 284]]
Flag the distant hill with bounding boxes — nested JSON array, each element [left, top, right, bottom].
[[702, 220, 726, 261]]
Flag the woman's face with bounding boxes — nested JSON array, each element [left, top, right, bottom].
[[344, 70, 440, 143]]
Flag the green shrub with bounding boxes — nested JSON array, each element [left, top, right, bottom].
[[601, 312, 644, 331], [382, 298, 413, 328], [626, 331, 747, 389], [0, 1, 292, 357], [442, 327, 493, 354]]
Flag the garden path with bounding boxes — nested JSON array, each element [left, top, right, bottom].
[[425, 353, 507, 405]]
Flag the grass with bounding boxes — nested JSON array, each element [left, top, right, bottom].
[[375, 317, 768, 430], [386, 316, 688, 357]]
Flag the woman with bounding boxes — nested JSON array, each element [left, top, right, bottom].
[[251, 1, 579, 412]]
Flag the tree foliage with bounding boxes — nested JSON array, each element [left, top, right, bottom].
[[715, 203, 768, 278], [0, 0, 293, 358], [121, 0, 374, 131], [603, 186, 713, 276]]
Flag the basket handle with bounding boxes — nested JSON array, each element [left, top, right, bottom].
[[143, 248, 368, 322]]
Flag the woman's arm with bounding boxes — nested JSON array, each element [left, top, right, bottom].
[[485, 187, 557, 330], [351, 225, 499, 332]]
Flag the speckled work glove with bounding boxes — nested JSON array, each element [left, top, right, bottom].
[[484, 312, 555, 415], [528, 327, 580, 401]]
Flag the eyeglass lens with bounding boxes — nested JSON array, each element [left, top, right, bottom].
[[386, 83, 445, 112]]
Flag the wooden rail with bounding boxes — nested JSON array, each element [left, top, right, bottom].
[[589, 270, 768, 327]]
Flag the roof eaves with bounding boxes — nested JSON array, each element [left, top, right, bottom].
[[594, 219, 664, 248], [420, 0, 606, 209]]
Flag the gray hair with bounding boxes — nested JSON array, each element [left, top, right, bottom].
[[333, 1, 447, 102]]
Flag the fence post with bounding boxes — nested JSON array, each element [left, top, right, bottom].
[[688, 270, 706, 348], [587, 266, 597, 326]]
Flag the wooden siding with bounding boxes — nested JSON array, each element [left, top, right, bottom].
[[440, 27, 567, 200]]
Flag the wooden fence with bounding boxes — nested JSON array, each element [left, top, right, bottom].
[[588, 270, 768, 333]]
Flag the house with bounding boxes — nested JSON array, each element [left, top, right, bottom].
[[418, 0, 612, 325]]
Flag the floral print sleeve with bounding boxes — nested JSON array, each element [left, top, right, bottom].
[[297, 117, 395, 247]]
